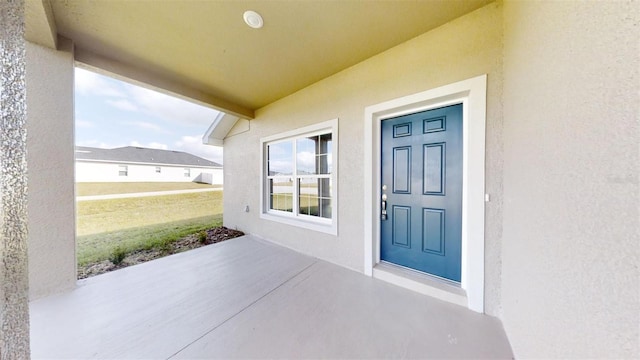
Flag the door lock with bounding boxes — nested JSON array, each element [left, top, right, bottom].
[[381, 199, 387, 221], [381, 186, 388, 220]]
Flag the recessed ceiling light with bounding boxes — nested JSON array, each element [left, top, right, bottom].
[[243, 10, 264, 29]]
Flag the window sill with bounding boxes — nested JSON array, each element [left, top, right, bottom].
[[260, 212, 337, 236]]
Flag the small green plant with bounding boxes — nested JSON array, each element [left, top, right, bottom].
[[159, 239, 173, 255], [110, 246, 127, 265], [198, 230, 208, 244]]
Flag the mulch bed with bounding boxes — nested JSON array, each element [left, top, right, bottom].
[[78, 227, 244, 279]]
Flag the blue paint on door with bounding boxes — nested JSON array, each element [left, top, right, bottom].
[[380, 104, 463, 282]]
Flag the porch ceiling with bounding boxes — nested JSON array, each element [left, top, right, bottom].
[[26, 0, 492, 118]]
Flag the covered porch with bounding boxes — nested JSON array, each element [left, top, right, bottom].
[[30, 236, 512, 358]]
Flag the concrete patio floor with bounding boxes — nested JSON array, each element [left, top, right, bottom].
[[30, 235, 513, 359]]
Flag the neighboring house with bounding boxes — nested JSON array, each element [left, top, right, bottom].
[[75, 146, 223, 184], [4, 1, 637, 358]]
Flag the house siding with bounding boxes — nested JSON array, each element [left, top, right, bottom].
[[75, 161, 223, 184], [223, 2, 504, 316]]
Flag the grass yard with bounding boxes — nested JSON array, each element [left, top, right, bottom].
[[76, 182, 221, 196], [77, 191, 223, 266]]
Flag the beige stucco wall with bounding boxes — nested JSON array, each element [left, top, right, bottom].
[[19, 0, 637, 356], [26, 39, 77, 300], [502, 0, 639, 357], [223, 2, 505, 316]]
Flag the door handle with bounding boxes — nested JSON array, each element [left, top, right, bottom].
[[381, 190, 388, 220]]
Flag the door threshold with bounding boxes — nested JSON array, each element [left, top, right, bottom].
[[373, 262, 467, 308]]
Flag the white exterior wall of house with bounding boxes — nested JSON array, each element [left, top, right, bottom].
[[26, 38, 77, 300], [20, 0, 639, 357], [75, 161, 223, 184], [501, 1, 639, 357], [223, 2, 506, 316], [222, 1, 639, 358]]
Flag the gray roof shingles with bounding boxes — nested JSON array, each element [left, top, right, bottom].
[[75, 146, 221, 168]]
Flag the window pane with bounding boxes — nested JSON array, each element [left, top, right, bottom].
[[318, 177, 332, 219], [268, 141, 293, 176], [317, 154, 330, 174], [319, 133, 332, 174], [298, 178, 319, 216], [296, 136, 317, 175], [299, 177, 331, 218], [320, 133, 332, 154], [320, 198, 332, 219], [269, 177, 293, 212], [297, 133, 332, 175]]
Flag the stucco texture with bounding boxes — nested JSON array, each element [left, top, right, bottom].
[[502, 0, 639, 357], [26, 39, 77, 300], [223, 2, 505, 316]]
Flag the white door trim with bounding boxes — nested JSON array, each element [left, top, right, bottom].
[[363, 75, 487, 313]]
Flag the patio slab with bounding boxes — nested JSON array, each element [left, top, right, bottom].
[[30, 235, 512, 359]]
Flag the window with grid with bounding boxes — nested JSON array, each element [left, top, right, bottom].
[[118, 165, 128, 176], [262, 120, 337, 234]]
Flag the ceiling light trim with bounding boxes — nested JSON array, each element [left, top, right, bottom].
[[243, 11, 264, 29]]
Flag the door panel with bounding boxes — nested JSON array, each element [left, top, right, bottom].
[[392, 206, 411, 248], [393, 147, 411, 194], [423, 143, 445, 195], [422, 208, 445, 255], [380, 104, 463, 282]]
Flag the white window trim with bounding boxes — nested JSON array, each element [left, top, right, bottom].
[[260, 119, 339, 236], [363, 75, 486, 313]]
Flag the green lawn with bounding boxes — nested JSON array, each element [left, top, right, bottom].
[[76, 182, 221, 196], [77, 191, 223, 266]]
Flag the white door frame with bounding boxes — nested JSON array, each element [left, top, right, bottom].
[[363, 75, 487, 313]]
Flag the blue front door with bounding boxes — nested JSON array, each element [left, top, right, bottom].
[[380, 104, 463, 282]]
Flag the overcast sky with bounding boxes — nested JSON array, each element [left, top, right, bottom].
[[74, 67, 224, 164]]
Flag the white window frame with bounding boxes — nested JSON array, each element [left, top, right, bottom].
[[184, 168, 190, 177], [260, 119, 338, 236], [155, 166, 161, 174], [118, 165, 128, 176]]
